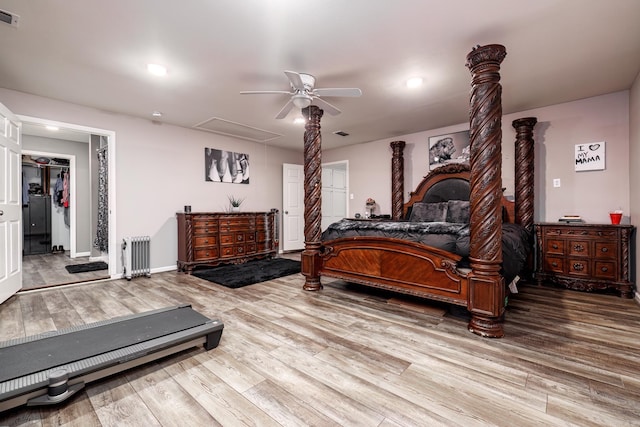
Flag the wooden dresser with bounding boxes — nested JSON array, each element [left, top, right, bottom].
[[534, 223, 635, 298], [177, 211, 278, 273]]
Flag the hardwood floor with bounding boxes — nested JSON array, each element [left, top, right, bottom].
[[1, 261, 639, 426], [22, 253, 110, 291]]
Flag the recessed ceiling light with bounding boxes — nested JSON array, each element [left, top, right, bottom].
[[151, 111, 163, 118], [293, 117, 305, 125], [406, 77, 423, 88], [45, 125, 59, 131], [147, 63, 167, 76]]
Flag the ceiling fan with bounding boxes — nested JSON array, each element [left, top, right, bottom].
[[240, 70, 362, 119]]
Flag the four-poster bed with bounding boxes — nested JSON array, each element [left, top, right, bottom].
[[300, 44, 537, 337]]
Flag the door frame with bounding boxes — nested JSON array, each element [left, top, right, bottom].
[[21, 150, 77, 257], [18, 115, 117, 280]]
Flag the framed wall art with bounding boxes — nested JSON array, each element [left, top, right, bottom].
[[575, 142, 605, 171], [205, 148, 250, 183], [428, 130, 470, 170]]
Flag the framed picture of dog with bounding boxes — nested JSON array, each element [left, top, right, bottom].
[[428, 130, 470, 170]]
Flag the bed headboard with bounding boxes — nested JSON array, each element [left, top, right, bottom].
[[403, 163, 516, 223]]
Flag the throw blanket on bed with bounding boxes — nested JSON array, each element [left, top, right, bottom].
[[321, 219, 530, 283]]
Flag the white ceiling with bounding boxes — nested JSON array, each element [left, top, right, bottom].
[[1, 0, 640, 151]]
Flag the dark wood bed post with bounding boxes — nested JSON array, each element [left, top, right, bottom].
[[390, 140, 406, 220], [512, 117, 537, 232], [465, 44, 507, 338], [301, 105, 324, 291]]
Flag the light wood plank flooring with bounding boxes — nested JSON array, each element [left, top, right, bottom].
[[22, 253, 110, 290], [1, 263, 639, 426]]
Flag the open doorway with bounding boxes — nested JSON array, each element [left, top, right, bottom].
[[19, 116, 116, 290]]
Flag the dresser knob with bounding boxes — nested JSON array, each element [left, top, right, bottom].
[[573, 263, 584, 271], [552, 244, 558, 249], [551, 262, 558, 267], [601, 247, 608, 253], [573, 244, 584, 252], [601, 266, 608, 272]]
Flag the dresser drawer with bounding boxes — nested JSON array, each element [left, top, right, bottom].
[[192, 216, 218, 227], [194, 225, 218, 235], [194, 248, 219, 260], [220, 234, 234, 245], [194, 235, 217, 247]]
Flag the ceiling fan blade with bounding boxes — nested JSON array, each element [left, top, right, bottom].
[[284, 71, 305, 91], [313, 88, 362, 97], [312, 97, 342, 116], [275, 99, 295, 119], [240, 90, 292, 95]]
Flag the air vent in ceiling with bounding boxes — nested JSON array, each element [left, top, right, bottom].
[[333, 131, 350, 137], [193, 117, 282, 143], [0, 9, 20, 28]]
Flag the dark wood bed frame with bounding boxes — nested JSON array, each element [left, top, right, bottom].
[[300, 44, 537, 337]]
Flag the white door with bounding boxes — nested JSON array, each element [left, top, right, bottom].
[[321, 163, 347, 231], [282, 163, 304, 251], [0, 102, 22, 303]]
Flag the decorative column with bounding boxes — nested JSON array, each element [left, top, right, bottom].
[[512, 117, 537, 233], [390, 140, 406, 220], [465, 44, 507, 338], [301, 105, 324, 291]]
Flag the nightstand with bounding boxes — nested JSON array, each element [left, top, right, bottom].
[[534, 223, 635, 298]]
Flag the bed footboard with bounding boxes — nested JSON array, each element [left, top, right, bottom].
[[320, 237, 469, 306]]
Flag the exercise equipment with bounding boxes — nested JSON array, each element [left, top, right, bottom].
[[0, 305, 223, 412]]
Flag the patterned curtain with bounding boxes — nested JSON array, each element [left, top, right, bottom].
[[94, 146, 109, 252]]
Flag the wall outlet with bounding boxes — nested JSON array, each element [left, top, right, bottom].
[[350, 193, 354, 200], [553, 178, 561, 188]]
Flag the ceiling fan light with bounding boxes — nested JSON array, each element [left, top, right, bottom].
[[292, 95, 312, 109], [406, 77, 423, 88]]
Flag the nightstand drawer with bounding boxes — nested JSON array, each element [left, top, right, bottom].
[[543, 256, 565, 273], [594, 261, 616, 280], [594, 242, 616, 259], [546, 239, 564, 255], [567, 240, 589, 257], [567, 258, 590, 276]]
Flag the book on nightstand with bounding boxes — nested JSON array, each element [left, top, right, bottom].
[[558, 215, 583, 223]]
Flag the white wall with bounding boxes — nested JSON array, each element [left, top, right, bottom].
[[629, 71, 640, 291], [325, 91, 631, 225], [1, 88, 303, 274]]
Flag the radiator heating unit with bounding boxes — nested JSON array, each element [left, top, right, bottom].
[[122, 236, 151, 280]]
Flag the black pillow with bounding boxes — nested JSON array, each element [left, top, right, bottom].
[[409, 202, 448, 222], [446, 200, 470, 223]]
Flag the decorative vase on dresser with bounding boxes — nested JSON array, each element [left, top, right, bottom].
[[177, 211, 278, 273], [534, 223, 636, 298]]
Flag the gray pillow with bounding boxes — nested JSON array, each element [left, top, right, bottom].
[[446, 200, 470, 223], [409, 202, 448, 222]]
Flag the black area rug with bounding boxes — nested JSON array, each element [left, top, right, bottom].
[[65, 261, 109, 274], [192, 258, 301, 288]]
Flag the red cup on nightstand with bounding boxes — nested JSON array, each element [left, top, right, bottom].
[[609, 212, 622, 224]]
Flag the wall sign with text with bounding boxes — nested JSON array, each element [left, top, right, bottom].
[[575, 141, 605, 171]]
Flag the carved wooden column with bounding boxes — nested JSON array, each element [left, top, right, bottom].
[[465, 44, 507, 338], [512, 117, 537, 232], [301, 105, 324, 291], [390, 140, 406, 220]]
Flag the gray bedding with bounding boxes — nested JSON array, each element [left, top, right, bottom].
[[321, 219, 531, 283]]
